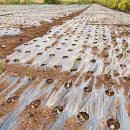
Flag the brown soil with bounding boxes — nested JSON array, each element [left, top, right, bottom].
[[0, 99, 19, 118], [63, 117, 85, 130], [3, 63, 130, 94], [0, 78, 10, 93], [17, 106, 53, 130], [0, 6, 89, 59], [5, 63, 79, 82], [0, 80, 31, 118]]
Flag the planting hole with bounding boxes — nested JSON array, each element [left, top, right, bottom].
[[41, 64, 47, 67], [107, 118, 120, 129], [33, 39, 37, 42], [37, 52, 43, 55], [88, 71, 94, 74], [61, 43, 66, 45], [104, 62, 110, 66], [36, 45, 40, 47], [46, 79, 54, 84], [105, 74, 111, 79], [49, 54, 55, 57], [64, 81, 72, 89], [76, 57, 82, 61], [29, 99, 41, 109], [7, 96, 19, 103], [72, 44, 76, 46], [13, 59, 20, 62], [90, 59, 96, 63], [54, 65, 62, 69], [115, 48, 119, 51], [16, 49, 21, 52], [24, 43, 28, 46], [70, 68, 77, 72], [45, 46, 51, 50], [105, 89, 114, 96], [123, 76, 129, 81], [56, 48, 61, 50], [127, 50, 130, 53], [68, 49, 73, 51], [63, 56, 68, 59], [120, 64, 126, 68], [84, 87, 92, 93], [74, 40, 78, 42], [80, 50, 84, 53], [25, 51, 31, 53], [5, 59, 10, 63], [52, 106, 63, 118], [77, 112, 89, 122]]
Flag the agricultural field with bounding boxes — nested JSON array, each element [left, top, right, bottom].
[[0, 4, 130, 130]]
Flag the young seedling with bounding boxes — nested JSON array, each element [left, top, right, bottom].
[[0, 62, 5, 74], [117, 48, 125, 59], [70, 58, 81, 72], [105, 68, 112, 79], [25, 66, 32, 80]]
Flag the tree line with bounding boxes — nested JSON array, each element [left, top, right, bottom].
[[93, 0, 130, 11]]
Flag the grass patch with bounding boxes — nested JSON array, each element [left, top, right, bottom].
[[25, 66, 33, 80], [0, 62, 5, 74]]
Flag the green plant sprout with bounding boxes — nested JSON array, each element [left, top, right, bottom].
[[70, 58, 80, 72], [73, 58, 79, 68], [25, 66, 32, 80], [117, 48, 125, 59], [108, 68, 111, 75], [106, 67, 112, 78], [0, 62, 5, 74]]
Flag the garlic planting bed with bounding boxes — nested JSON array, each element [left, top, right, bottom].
[[0, 27, 21, 36], [0, 5, 86, 37], [0, 4, 130, 130], [0, 4, 87, 28]]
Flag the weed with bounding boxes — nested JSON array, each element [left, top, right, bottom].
[[0, 62, 5, 74], [25, 66, 33, 80]]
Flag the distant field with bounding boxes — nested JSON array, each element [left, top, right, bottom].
[[0, 0, 44, 4], [0, 0, 130, 13]]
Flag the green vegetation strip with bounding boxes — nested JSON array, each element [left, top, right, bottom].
[[94, 0, 130, 12]]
